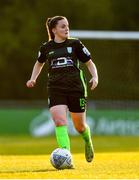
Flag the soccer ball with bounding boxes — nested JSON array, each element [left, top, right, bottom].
[[50, 148, 73, 169]]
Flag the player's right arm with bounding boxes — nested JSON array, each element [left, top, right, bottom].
[[26, 43, 47, 88], [26, 61, 45, 88]]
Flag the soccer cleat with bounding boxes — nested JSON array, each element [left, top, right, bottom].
[[85, 141, 94, 162]]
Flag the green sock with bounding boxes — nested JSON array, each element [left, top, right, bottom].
[[55, 125, 70, 150], [81, 125, 92, 143]]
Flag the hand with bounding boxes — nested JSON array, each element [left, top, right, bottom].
[[89, 77, 98, 90], [26, 80, 36, 88]]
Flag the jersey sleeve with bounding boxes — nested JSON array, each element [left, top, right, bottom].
[[75, 40, 91, 63], [37, 44, 47, 63]]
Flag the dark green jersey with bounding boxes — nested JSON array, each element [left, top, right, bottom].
[[37, 38, 91, 97]]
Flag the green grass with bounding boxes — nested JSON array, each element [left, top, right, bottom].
[[0, 135, 139, 155], [0, 135, 139, 179]]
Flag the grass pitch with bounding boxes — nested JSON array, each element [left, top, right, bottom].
[[0, 136, 139, 179]]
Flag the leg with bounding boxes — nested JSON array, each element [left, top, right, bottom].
[[70, 111, 87, 133], [50, 105, 70, 150], [70, 111, 94, 162], [50, 104, 68, 126]]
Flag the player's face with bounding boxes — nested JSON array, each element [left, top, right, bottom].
[[53, 19, 69, 40]]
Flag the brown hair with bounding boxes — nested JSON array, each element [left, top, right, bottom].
[[46, 16, 67, 41]]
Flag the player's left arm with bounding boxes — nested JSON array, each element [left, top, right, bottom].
[[85, 59, 98, 90]]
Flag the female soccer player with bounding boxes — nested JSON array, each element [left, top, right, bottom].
[[26, 16, 98, 164]]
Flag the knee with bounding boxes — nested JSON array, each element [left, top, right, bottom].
[[74, 124, 86, 133], [53, 117, 67, 126], [51, 113, 67, 126]]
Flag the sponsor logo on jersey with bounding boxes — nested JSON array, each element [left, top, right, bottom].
[[51, 57, 74, 68]]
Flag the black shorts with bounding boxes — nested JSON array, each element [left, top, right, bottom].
[[48, 93, 87, 112]]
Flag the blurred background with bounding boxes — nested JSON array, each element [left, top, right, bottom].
[[0, 0, 139, 136]]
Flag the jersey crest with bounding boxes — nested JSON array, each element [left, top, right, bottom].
[[67, 47, 72, 54]]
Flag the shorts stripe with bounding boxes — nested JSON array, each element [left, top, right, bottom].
[[80, 70, 87, 97]]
